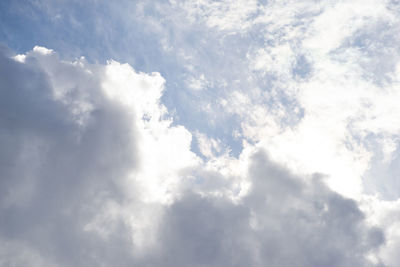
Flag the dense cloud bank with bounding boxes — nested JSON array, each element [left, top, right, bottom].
[[0, 46, 387, 266], [154, 151, 385, 267], [0, 45, 139, 266]]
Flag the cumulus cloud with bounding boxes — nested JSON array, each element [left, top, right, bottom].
[[0, 45, 138, 266], [0, 45, 388, 266], [154, 150, 385, 267], [0, 44, 197, 266]]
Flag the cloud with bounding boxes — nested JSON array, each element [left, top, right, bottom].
[[166, 0, 400, 202], [152, 150, 385, 267], [0, 45, 196, 266], [0, 45, 388, 266], [2, 0, 400, 265]]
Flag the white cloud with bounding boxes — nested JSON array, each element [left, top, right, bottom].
[[195, 131, 222, 158], [3, 0, 400, 265], [173, 0, 259, 32], [0, 45, 198, 265], [180, 0, 400, 202], [0, 45, 388, 266]]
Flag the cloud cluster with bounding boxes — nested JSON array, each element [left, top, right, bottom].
[[154, 150, 385, 267], [0, 46, 387, 266]]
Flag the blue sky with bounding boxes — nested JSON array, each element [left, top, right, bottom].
[[2, 0, 400, 266]]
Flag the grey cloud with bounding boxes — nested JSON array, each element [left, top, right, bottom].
[[0, 46, 386, 266], [0, 46, 138, 266], [155, 151, 385, 267]]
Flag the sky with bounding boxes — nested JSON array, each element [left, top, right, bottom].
[[1, 0, 400, 266]]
